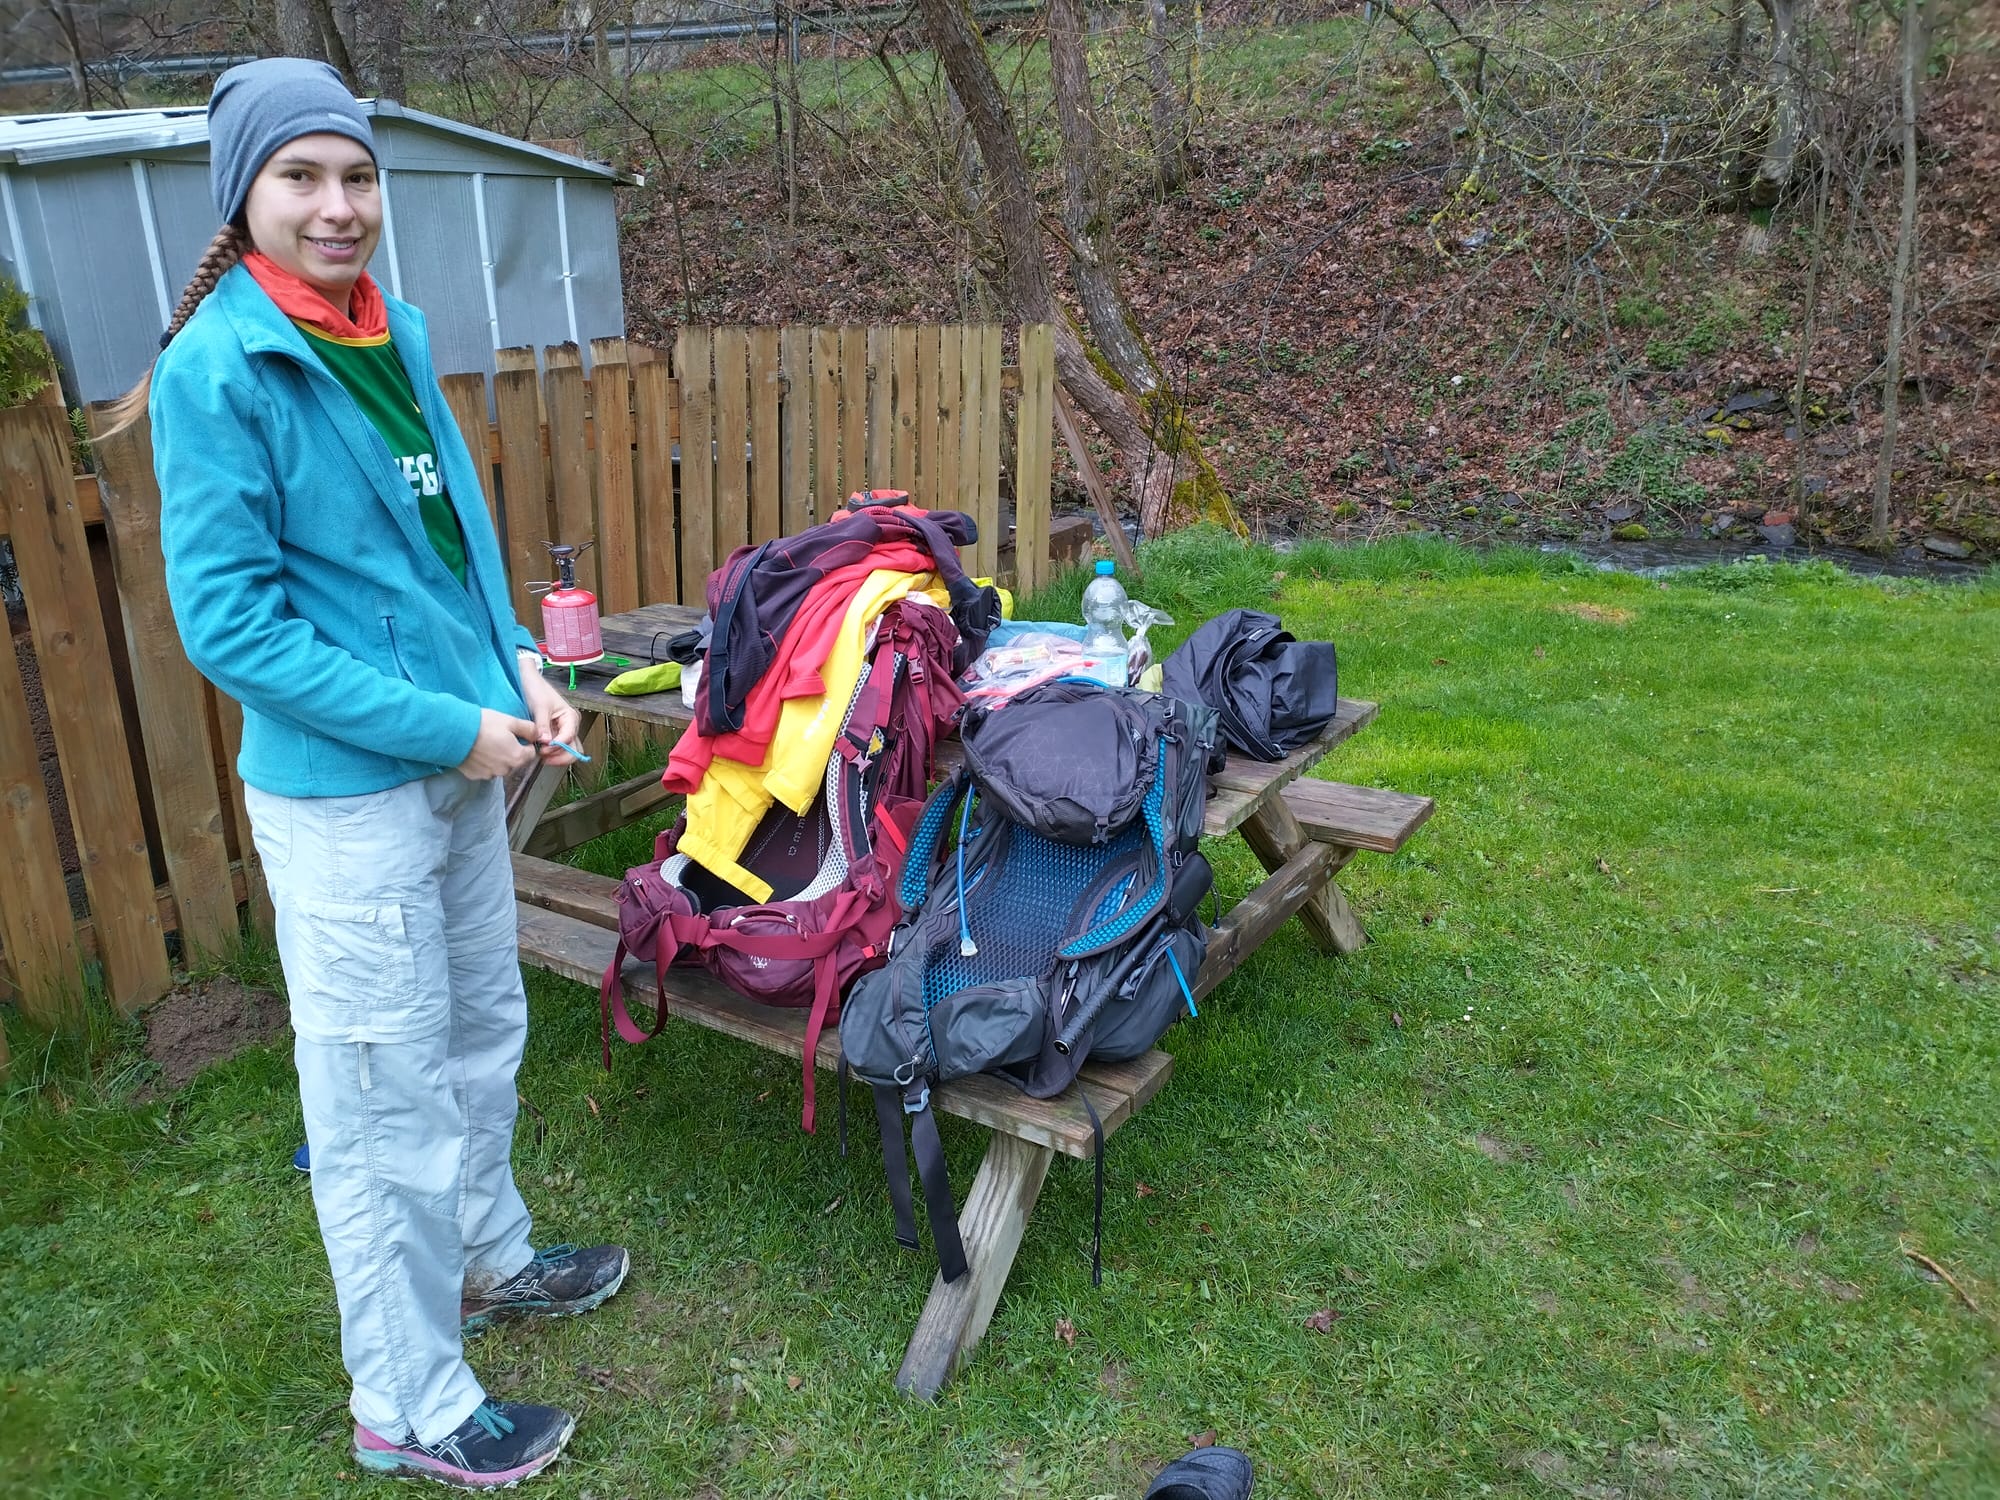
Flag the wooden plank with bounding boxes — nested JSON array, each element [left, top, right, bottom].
[[1240, 793, 1367, 954], [749, 326, 783, 542], [916, 326, 942, 508], [676, 327, 717, 605], [840, 326, 868, 504], [521, 768, 677, 859], [937, 327, 962, 528], [1281, 779, 1434, 854], [958, 328, 985, 566], [1, 473, 97, 540], [975, 325, 1003, 579], [493, 364, 553, 629], [779, 326, 813, 535], [86, 410, 237, 963], [632, 358, 679, 606], [1193, 839, 1350, 997], [209, 688, 272, 935], [515, 892, 1149, 1158], [813, 325, 844, 519], [588, 340, 641, 621], [439, 372, 499, 537], [1012, 323, 1054, 594], [865, 325, 892, 497], [543, 345, 597, 592], [1201, 706, 1374, 838], [712, 328, 752, 556], [1053, 383, 1139, 578], [896, 1133, 1055, 1401], [0, 406, 170, 1012], [0, 595, 83, 1026], [892, 324, 920, 494]]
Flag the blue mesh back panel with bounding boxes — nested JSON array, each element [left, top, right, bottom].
[[919, 816, 1150, 1009]]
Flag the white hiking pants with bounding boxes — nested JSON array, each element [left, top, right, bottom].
[[246, 771, 536, 1446]]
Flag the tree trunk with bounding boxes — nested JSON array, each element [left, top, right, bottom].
[[1146, 0, 1190, 194], [277, 0, 361, 90], [370, 0, 405, 99], [1753, 0, 1806, 202], [1048, 0, 1155, 396], [914, 0, 1239, 538], [1871, 0, 1921, 549], [42, 0, 96, 109]]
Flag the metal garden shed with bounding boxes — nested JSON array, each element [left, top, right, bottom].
[[0, 100, 632, 406]]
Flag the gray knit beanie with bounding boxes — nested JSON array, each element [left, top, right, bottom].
[[208, 58, 375, 225]]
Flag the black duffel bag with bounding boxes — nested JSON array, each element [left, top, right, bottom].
[[1161, 607, 1339, 762]]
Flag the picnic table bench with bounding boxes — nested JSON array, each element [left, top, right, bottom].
[[507, 600, 1432, 1398]]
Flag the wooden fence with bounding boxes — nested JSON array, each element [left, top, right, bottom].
[[0, 324, 1057, 1036]]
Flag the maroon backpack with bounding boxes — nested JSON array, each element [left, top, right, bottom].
[[601, 597, 962, 1132]]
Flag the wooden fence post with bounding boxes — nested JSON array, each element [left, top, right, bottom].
[[779, 326, 812, 534], [632, 354, 679, 607], [892, 324, 919, 493], [543, 344, 597, 592], [712, 328, 751, 558], [0, 564, 83, 1027], [439, 372, 499, 537], [493, 352, 550, 632], [87, 409, 239, 964], [587, 338, 640, 624], [749, 326, 782, 543], [866, 325, 893, 496], [676, 327, 716, 603], [1013, 324, 1055, 595], [813, 327, 843, 519], [974, 325, 1003, 582], [0, 405, 171, 1013], [840, 327, 868, 503]]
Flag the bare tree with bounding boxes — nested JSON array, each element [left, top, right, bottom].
[[275, 0, 361, 87], [40, 0, 97, 107], [1145, 0, 1190, 194], [367, 0, 404, 98], [1753, 0, 1807, 203], [916, 0, 1238, 536], [1871, 0, 1921, 548]]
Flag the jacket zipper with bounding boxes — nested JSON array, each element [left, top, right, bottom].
[[383, 612, 413, 682]]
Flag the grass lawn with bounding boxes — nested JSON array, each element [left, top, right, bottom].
[[3, 535, 1996, 1498]]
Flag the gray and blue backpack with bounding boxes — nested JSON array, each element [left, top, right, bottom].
[[839, 681, 1219, 1282]]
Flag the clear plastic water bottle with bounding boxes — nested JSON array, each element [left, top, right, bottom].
[[1080, 559, 1130, 687]]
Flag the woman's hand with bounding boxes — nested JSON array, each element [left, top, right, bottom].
[[519, 651, 584, 764], [458, 708, 539, 780]]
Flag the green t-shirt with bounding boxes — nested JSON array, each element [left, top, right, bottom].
[[299, 324, 469, 587]]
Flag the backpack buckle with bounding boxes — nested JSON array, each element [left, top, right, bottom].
[[902, 1081, 931, 1114]]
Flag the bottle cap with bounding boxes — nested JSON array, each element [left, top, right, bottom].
[[1095, 559, 1115, 575]]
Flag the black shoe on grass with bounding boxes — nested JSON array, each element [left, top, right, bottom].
[[352, 1400, 573, 1489], [1146, 1446, 1255, 1500], [461, 1243, 629, 1333]]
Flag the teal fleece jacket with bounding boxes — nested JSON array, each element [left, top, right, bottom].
[[155, 265, 538, 797]]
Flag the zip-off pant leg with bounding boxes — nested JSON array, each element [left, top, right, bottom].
[[248, 771, 535, 1446]]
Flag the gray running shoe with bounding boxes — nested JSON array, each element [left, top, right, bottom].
[[352, 1400, 573, 1489], [461, 1243, 630, 1332]]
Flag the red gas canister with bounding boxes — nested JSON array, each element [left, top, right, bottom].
[[531, 542, 604, 665]]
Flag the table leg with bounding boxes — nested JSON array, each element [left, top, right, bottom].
[[895, 1132, 1055, 1400], [505, 710, 600, 853], [1239, 792, 1367, 954]]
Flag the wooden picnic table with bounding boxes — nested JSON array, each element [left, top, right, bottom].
[[507, 600, 1432, 1398]]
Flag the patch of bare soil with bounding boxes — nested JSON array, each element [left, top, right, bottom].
[[141, 976, 289, 1092]]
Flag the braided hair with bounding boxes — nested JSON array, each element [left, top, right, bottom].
[[98, 222, 248, 434]]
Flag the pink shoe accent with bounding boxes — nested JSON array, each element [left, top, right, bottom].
[[352, 1424, 559, 1488]]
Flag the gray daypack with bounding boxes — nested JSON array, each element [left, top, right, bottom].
[[839, 681, 1218, 1283]]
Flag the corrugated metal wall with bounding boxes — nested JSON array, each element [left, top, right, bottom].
[[3, 119, 626, 407]]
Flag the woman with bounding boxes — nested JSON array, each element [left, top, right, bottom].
[[123, 57, 626, 1490]]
